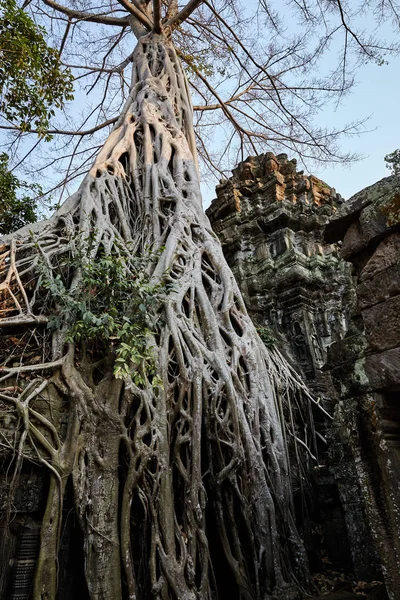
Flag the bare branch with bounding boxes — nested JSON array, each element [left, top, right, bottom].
[[0, 118, 118, 137], [165, 0, 203, 30], [42, 0, 130, 26], [114, 0, 153, 30]]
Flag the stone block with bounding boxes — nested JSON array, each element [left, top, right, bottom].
[[325, 174, 400, 244], [362, 296, 400, 353], [364, 348, 400, 391], [358, 202, 389, 244], [357, 263, 400, 309], [359, 232, 400, 281], [341, 220, 364, 259]]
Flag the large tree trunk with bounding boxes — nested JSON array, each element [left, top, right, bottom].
[[0, 33, 316, 599]]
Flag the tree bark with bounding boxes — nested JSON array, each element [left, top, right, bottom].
[[0, 32, 314, 600]]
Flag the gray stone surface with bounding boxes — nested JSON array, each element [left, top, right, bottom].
[[357, 263, 400, 310], [324, 176, 400, 600], [325, 175, 400, 245], [209, 157, 400, 597], [207, 152, 352, 390]]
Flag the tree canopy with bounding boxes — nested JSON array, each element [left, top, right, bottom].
[[0, 0, 73, 138], [385, 148, 400, 176], [1, 0, 399, 200], [0, 151, 42, 234]]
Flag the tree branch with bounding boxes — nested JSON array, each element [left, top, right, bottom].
[[42, 0, 130, 26], [153, 0, 162, 33], [165, 0, 203, 30], [0, 118, 118, 137], [114, 0, 153, 30], [165, 0, 178, 21]]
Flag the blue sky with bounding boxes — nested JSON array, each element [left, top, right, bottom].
[[310, 57, 400, 201], [200, 4, 400, 207]]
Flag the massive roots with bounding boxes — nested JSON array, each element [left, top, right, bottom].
[[0, 34, 319, 600]]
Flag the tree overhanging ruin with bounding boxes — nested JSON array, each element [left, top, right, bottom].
[[0, 15, 323, 600]]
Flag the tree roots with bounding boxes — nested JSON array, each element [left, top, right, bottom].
[[0, 33, 317, 600]]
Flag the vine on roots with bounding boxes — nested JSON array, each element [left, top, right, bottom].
[[38, 239, 166, 383], [0, 33, 325, 600]]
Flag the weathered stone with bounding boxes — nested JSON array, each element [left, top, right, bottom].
[[341, 221, 364, 260], [207, 152, 352, 387], [357, 265, 400, 310], [359, 232, 400, 282], [364, 348, 400, 390], [325, 175, 400, 245], [325, 175, 400, 600], [357, 263, 400, 309], [362, 295, 400, 353]]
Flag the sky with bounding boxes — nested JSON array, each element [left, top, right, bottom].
[[3, 1, 400, 210], [309, 57, 400, 201], [200, 5, 400, 208]]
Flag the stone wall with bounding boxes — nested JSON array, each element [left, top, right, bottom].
[[325, 175, 400, 599], [207, 154, 400, 591]]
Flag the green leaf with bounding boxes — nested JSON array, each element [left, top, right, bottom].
[[0, 0, 74, 136], [0, 152, 41, 234]]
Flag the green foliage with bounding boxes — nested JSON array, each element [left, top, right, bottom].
[[383, 150, 400, 226], [40, 245, 166, 385], [384, 149, 400, 177], [257, 325, 277, 348], [179, 49, 215, 77], [0, 0, 74, 138], [0, 152, 42, 234]]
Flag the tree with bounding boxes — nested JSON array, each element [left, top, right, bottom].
[[0, 152, 41, 234], [1, 0, 399, 198], [0, 152, 36, 234], [385, 149, 400, 176], [0, 0, 74, 138], [0, 1, 397, 599]]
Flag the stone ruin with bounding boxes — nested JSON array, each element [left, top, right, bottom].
[[325, 177, 400, 596], [206, 153, 352, 394], [0, 151, 399, 599], [207, 153, 400, 599]]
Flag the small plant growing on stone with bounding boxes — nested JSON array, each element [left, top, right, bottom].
[[257, 325, 277, 347], [384, 149, 400, 176]]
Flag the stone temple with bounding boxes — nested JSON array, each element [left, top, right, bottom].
[[1, 151, 399, 599], [207, 152, 400, 599]]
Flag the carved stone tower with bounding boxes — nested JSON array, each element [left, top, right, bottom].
[[206, 152, 353, 399]]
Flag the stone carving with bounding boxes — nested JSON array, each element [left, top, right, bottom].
[[206, 152, 353, 394], [207, 153, 397, 589], [0, 465, 45, 596], [0, 517, 41, 599], [8, 521, 41, 600]]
